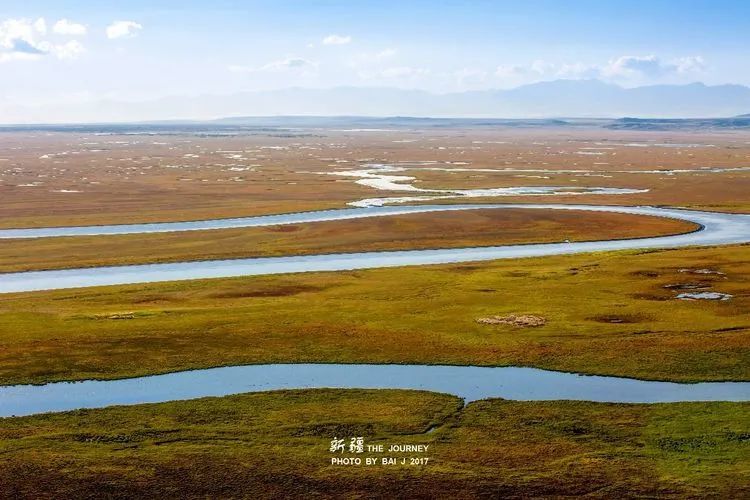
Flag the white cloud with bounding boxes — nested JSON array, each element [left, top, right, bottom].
[[1, 18, 39, 47], [604, 55, 664, 78], [0, 17, 84, 63], [495, 64, 532, 78], [262, 57, 316, 71], [674, 56, 706, 74], [0, 46, 42, 63], [555, 62, 600, 79], [493, 55, 706, 86], [379, 66, 429, 78], [322, 34, 351, 45], [375, 48, 396, 60], [603, 55, 706, 79], [33, 18, 46, 35], [229, 57, 317, 73], [106, 21, 142, 39], [51, 40, 85, 59], [53, 19, 87, 36], [349, 48, 397, 69], [495, 60, 555, 79]]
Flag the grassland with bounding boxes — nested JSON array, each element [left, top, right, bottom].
[[1, 389, 748, 498], [1, 128, 749, 498], [2, 129, 750, 229], [0, 244, 747, 386], [0, 208, 696, 273]]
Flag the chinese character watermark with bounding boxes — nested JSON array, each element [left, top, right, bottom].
[[349, 436, 364, 453], [329, 437, 346, 453]]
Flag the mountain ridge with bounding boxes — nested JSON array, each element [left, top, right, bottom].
[[4, 80, 750, 124]]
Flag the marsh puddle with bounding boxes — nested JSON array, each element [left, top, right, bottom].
[[316, 163, 647, 207], [676, 292, 733, 301], [2, 364, 749, 418]]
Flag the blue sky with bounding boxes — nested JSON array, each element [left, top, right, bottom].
[[2, 0, 749, 109]]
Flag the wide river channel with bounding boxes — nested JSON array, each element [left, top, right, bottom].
[[1, 203, 749, 417], [1, 204, 749, 294]]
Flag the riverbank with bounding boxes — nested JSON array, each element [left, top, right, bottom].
[[2, 205, 748, 294], [1, 389, 747, 498], [4, 363, 749, 418], [0, 207, 695, 273], [0, 243, 747, 386]]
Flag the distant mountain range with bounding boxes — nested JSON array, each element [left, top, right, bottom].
[[5, 115, 750, 133], [4, 80, 750, 124], [605, 116, 750, 130]]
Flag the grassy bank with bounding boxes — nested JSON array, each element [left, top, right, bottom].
[[1, 389, 748, 498], [0, 244, 747, 385], [0, 208, 696, 273]]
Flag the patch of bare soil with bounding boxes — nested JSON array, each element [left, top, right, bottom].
[[476, 314, 547, 327]]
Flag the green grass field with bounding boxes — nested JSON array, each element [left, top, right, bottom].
[[0, 244, 747, 386], [1, 390, 747, 498]]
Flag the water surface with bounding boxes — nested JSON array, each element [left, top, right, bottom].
[[2, 363, 749, 418], [1, 205, 748, 294]]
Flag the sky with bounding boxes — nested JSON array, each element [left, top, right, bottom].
[[1, 0, 749, 114]]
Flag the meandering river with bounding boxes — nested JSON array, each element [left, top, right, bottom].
[[1, 204, 749, 294], [2, 363, 750, 418], [2, 203, 749, 416]]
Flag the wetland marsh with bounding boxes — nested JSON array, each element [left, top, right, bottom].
[[1, 126, 749, 498]]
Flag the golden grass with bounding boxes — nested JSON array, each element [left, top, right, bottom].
[[2, 129, 750, 228], [0, 244, 747, 385], [0, 208, 696, 273]]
